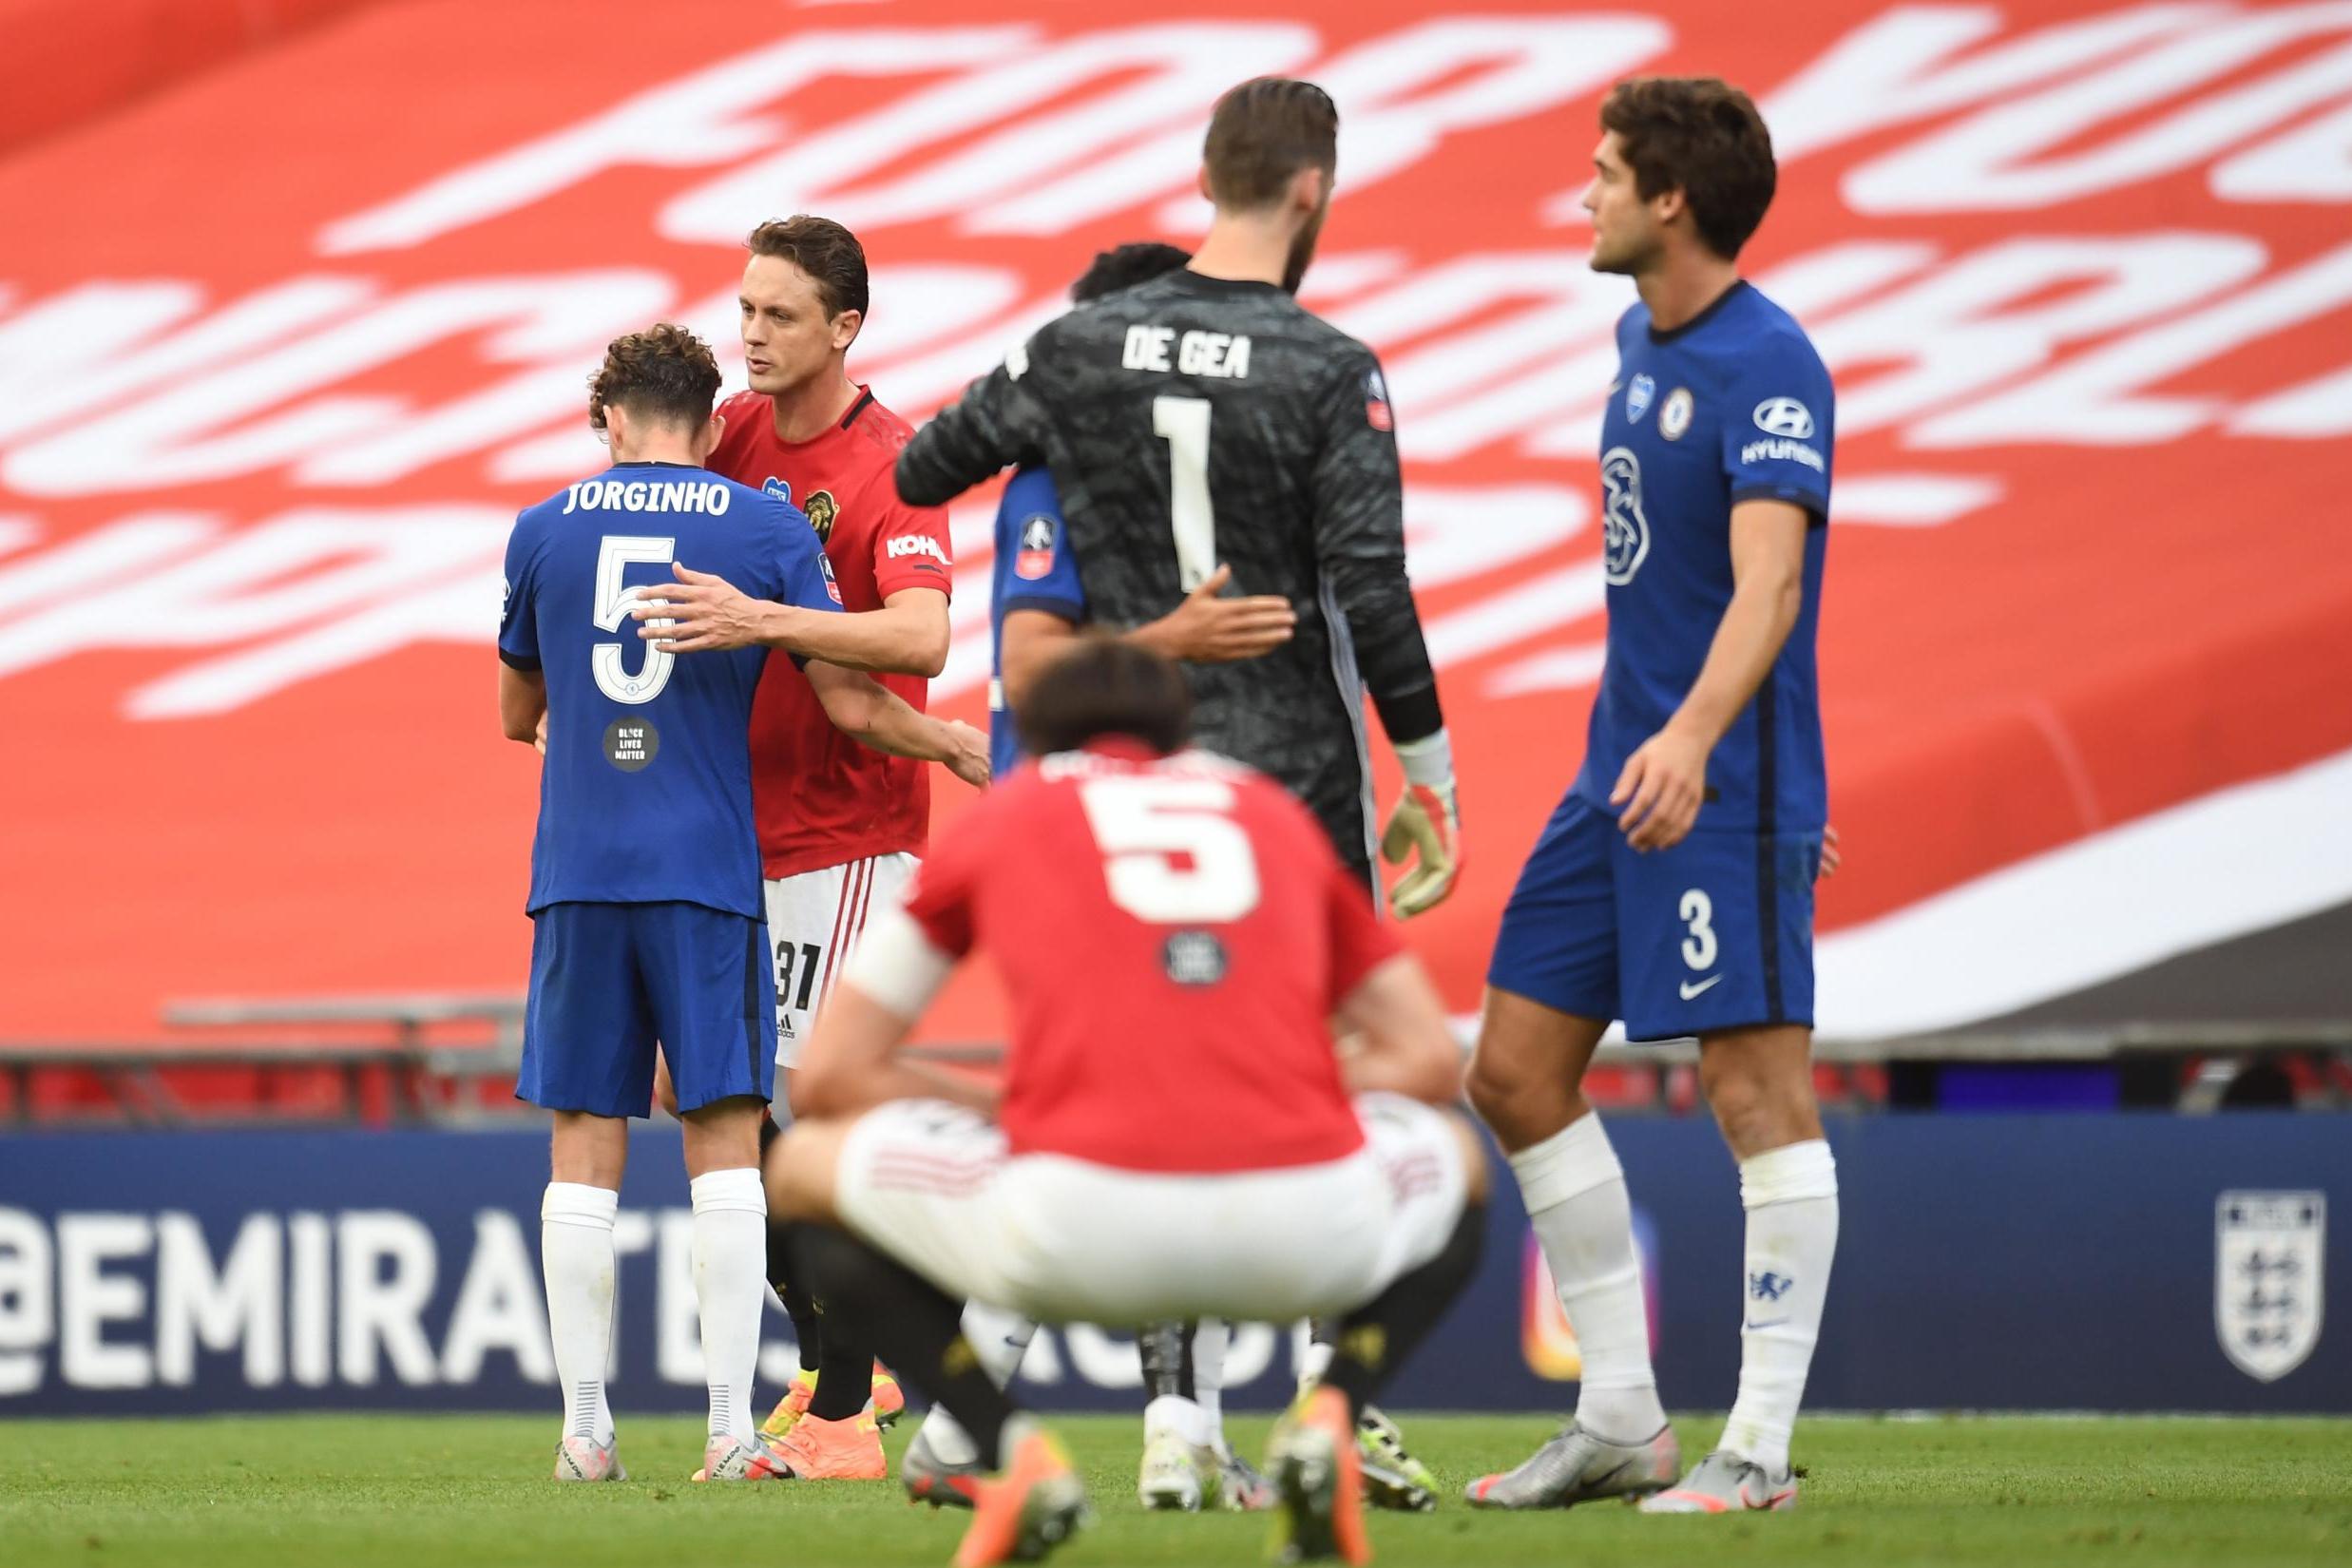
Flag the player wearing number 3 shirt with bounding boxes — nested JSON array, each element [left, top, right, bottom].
[[1468, 80, 1840, 1519]]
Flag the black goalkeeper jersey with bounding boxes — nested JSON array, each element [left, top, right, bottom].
[[898, 269, 1443, 875]]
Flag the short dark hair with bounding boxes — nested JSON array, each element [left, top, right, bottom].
[[744, 215, 870, 318], [587, 322, 721, 434], [1016, 638, 1194, 757], [1600, 77, 1776, 259], [1070, 241, 1193, 304], [1203, 77, 1338, 209]]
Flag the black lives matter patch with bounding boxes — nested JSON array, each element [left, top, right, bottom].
[[603, 717, 660, 772], [1161, 931, 1228, 987]]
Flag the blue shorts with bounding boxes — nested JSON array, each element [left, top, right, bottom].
[[518, 901, 775, 1119], [1487, 794, 1820, 1043]]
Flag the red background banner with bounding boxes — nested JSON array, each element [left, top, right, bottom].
[[2, 0, 2346, 1042]]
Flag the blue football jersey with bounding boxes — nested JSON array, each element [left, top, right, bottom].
[[986, 464, 1087, 778], [498, 462, 843, 916], [1572, 281, 1833, 832]]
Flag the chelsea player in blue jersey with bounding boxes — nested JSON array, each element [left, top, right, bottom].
[[496, 325, 985, 1487], [1464, 80, 1841, 1516]]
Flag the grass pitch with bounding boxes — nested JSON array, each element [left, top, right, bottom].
[[3, 1412, 2347, 1567]]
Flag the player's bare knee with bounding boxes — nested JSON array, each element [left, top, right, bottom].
[[679, 1094, 764, 1178], [1699, 1028, 1822, 1157], [1463, 1046, 1517, 1125], [1700, 1067, 1813, 1160], [1466, 1045, 1584, 1151], [549, 1111, 627, 1188], [1464, 1030, 1546, 1119]]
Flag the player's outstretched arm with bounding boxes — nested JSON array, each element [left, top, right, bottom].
[[803, 661, 990, 788], [1613, 498, 1807, 852], [634, 565, 949, 676], [760, 585, 949, 677], [1332, 954, 1464, 1105], [1127, 564, 1297, 665], [998, 566, 1295, 711], [895, 350, 1048, 507]]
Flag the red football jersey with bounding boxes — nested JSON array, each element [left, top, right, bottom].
[[902, 741, 1400, 1174], [709, 386, 954, 878]]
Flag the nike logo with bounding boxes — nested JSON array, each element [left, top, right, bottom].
[[1679, 975, 1723, 1000], [1745, 1317, 1790, 1331]]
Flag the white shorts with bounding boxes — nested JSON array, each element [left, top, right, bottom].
[[834, 1093, 1468, 1327], [764, 853, 919, 1068]]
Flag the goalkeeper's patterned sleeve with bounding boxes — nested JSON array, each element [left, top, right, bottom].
[[1310, 346, 1444, 747]]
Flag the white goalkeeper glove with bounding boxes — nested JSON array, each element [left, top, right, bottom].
[[1381, 731, 1462, 919]]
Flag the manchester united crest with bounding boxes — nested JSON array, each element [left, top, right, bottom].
[[803, 489, 838, 541], [2215, 1190, 2324, 1382]]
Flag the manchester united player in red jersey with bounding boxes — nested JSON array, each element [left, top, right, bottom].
[[637, 216, 967, 1480], [756, 641, 1490, 1567]]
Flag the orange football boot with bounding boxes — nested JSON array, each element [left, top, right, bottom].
[[1266, 1385, 1371, 1565], [763, 1367, 904, 1439], [759, 1368, 819, 1441], [773, 1409, 889, 1481], [870, 1367, 907, 1429], [952, 1418, 1090, 1568]]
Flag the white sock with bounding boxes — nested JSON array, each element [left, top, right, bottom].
[[968, 1304, 1040, 1386], [541, 1182, 619, 1445], [689, 1167, 768, 1443], [1193, 1318, 1230, 1455], [1509, 1115, 1666, 1443], [920, 1305, 1039, 1467], [1722, 1139, 1839, 1477]]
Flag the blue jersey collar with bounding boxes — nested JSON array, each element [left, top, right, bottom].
[[1646, 278, 1750, 346]]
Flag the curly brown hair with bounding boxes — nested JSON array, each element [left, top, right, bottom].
[[586, 322, 721, 435], [1600, 77, 1777, 260], [744, 215, 869, 319]]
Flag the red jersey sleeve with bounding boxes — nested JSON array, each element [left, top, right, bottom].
[[870, 492, 954, 601], [1326, 851, 1403, 1009], [900, 797, 987, 958]]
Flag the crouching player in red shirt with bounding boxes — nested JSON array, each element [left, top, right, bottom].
[[761, 640, 1490, 1567]]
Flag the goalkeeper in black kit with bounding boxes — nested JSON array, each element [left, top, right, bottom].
[[898, 76, 1458, 913], [896, 75, 1461, 1506]]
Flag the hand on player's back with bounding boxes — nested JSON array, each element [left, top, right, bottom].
[[1612, 725, 1711, 851], [634, 563, 767, 653], [1157, 564, 1296, 663]]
